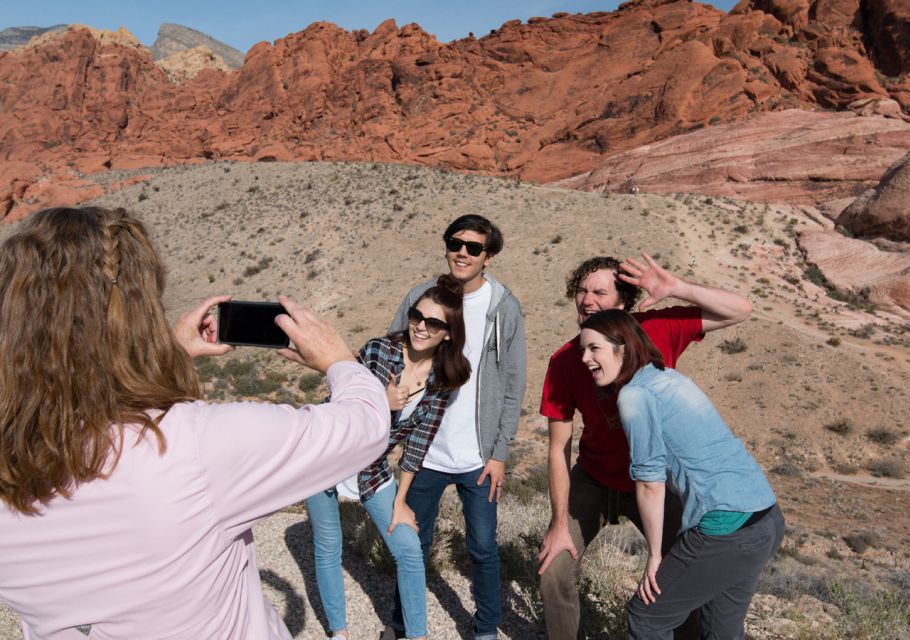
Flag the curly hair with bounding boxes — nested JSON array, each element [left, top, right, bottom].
[[0, 207, 199, 515], [564, 256, 641, 311]]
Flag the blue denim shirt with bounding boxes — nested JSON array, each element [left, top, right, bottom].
[[618, 364, 776, 534]]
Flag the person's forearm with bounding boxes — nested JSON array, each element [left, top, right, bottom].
[[635, 481, 666, 557], [547, 421, 573, 525], [669, 279, 752, 330], [395, 470, 415, 504]]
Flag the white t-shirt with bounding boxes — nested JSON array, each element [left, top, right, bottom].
[[337, 387, 425, 500], [422, 280, 491, 473]]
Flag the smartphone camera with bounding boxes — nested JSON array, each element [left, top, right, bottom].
[[217, 301, 290, 349]]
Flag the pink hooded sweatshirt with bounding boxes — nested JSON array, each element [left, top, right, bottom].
[[0, 361, 389, 639]]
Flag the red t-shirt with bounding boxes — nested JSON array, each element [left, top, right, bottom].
[[539, 306, 704, 493]]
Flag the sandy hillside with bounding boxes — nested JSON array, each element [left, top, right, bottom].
[[1, 161, 908, 638]]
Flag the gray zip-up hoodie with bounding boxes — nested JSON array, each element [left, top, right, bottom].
[[389, 273, 527, 462]]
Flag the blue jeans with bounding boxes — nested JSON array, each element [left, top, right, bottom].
[[306, 482, 427, 638], [391, 466, 500, 640]]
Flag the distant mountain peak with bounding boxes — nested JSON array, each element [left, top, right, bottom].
[[151, 23, 244, 69], [0, 25, 68, 51]]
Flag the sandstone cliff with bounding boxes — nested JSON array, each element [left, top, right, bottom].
[[1, 0, 909, 220]]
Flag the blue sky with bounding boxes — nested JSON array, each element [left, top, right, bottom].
[[2, 1, 740, 52]]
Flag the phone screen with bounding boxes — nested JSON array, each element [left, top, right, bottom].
[[217, 301, 290, 349]]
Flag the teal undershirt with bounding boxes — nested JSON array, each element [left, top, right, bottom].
[[697, 510, 752, 535]]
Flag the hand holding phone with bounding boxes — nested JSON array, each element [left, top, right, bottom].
[[173, 295, 235, 358], [274, 296, 356, 374], [217, 301, 290, 349]]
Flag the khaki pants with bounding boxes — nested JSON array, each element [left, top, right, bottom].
[[539, 464, 697, 640]]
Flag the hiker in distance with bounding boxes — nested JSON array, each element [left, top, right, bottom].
[[384, 214, 527, 640], [537, 253, 753, 639]]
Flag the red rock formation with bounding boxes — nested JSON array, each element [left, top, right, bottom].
[[838, 152, 910, 241], [563, 109, 910, 205], [1, 0, 909, 220], [799, 229, 910, 317]]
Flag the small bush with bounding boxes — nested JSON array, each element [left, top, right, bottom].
[[826, 337, 841, 347], [867, 457, 905, 479], [824, 419, 852, 435], [843, 531, 880, 554], [866, 426, 900, 445], [718, 337, 748, 354], [770, 462, 803, 477], [298, 373, 323, 393]]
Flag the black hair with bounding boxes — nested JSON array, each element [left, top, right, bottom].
[[443, 215, 504, 256]]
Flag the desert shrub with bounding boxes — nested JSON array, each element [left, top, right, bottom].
[[233, 374, 281, 397], [509, 466, 550, 506], [826, 336, 841, 347], [770, 462, 803, 477], [197, 358, 223, 383], [850, 323, 877, 339], [866, 426, 900, 445], [242, 256, 273, 277], [867, 457, 905, 479], [829, 580, 910, 640], [824, 419, 852, 435], [221, 359, 255, 379], [843, 531, 881, 554], [337, 500, 396, 577], [718, 337, 748, 354], [298, 373, 323, 393]]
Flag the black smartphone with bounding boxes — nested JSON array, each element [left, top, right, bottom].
[[217, 301, 290, 349]]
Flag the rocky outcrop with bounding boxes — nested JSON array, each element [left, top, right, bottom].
[[838, 152, 910, 241], [1, 0, 909, 220], [150, 23, 245, 69], [0, 25, 67, 51], [157, 46, 231, 82], [563, 109, 910, 205], [799, 229, 910, 317]]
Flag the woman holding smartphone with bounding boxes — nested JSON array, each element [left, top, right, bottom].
[[578, 309, 783, 639], [0, 206, 389, 639], [306, 274, 470, 640]]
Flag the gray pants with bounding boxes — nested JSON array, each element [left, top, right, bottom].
[[628, 504, 785, 640], [539, 465, 696, 640]]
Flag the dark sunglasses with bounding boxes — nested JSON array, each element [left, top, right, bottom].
[[407, 307, 450, 334], [444, 236, 486, 257]]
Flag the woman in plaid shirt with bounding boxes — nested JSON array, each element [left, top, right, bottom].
[[306, 275, 470, 640]]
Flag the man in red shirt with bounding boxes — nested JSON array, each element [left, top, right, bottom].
[[537, 254, 753, 639]]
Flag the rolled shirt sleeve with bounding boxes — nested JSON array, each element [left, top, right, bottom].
[[618, 385, 667, 483]]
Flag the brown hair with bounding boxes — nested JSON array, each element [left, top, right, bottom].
[[0, 207, 199, 515], [580, 309, 665, 390], [565, 256, 641, 311], [406, 274, 471, 391]]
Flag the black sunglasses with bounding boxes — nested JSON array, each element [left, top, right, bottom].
[[407, 307, 450, 334], [444, 236, 486, 257]]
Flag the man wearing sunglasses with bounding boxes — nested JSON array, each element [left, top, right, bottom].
[[537, 254, 753, 639], [386, 214, 527, 640]]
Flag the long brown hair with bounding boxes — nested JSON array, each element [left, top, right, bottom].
[[406, 274, 471, 391], [0, 207, 199, 515], [580, 309, 665, 391]]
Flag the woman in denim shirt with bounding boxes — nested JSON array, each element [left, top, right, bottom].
[[579, 310, 784, 639]]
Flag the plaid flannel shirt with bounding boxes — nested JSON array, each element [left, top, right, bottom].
[[353, 336, 453, 501]]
